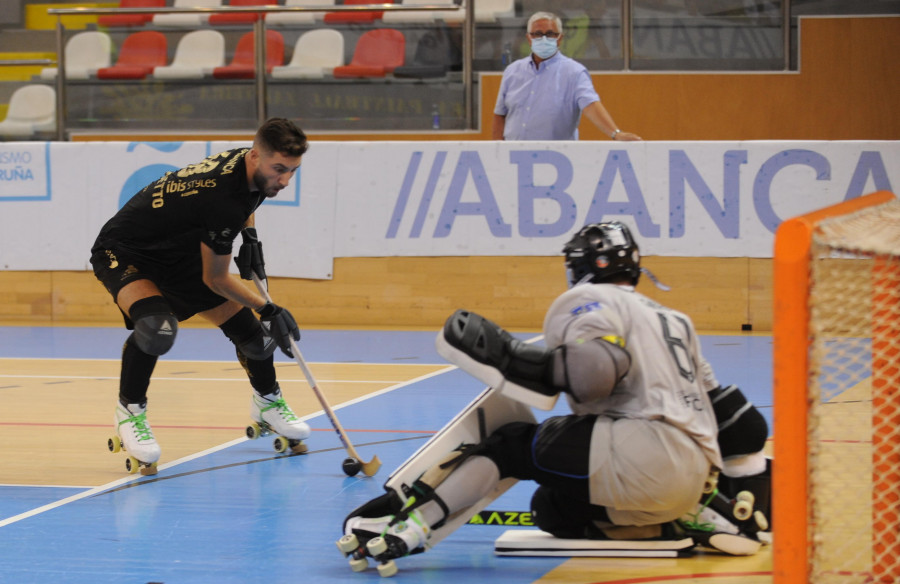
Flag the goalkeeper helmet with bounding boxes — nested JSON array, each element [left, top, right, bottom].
[[563, 221, 641, 287]]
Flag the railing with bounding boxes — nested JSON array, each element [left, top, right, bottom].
[[47, 3, 468, 140], [39, 1, 795, 140]]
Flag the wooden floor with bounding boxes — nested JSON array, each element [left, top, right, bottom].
[[0, 324, 774, 584]]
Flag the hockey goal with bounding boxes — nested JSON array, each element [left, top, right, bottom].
[[773, 190, 900, 584]]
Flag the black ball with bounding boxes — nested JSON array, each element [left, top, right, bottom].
[[342, 457, 362, 477]]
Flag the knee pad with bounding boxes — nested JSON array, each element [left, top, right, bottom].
[[710, 385, 769, 458], [478, 421, 539, 479], [129, 296, 177, 356], [221, 307, 277, 360]]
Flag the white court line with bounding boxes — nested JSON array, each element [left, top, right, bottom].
[[0, 364, 459, 529]]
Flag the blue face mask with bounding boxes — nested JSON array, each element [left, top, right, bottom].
[[530, 36, 558, 60]]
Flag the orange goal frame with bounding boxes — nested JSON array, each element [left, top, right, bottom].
[[773, 190, 898, 583]]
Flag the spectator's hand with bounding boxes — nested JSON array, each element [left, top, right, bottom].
[[235, 227, 266, 280], [257, 302, 300, 357], [614, 131, 642, 141]]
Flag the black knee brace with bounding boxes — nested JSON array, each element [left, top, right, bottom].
[[129, 296, 177, 356], [710, 384, 769, 458], [221, 307, 276, 360]]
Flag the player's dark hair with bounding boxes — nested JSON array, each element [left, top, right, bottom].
[[255, 117, 309, 158]]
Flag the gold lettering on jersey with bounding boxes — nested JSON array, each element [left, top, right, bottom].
[[220, 150, 246, 176], [164, 178, 217, 195], [176, 151, 230, 178], [151, 182, 165, 209]]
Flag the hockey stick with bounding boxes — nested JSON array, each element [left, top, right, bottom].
[[252, 273, 382, 477]]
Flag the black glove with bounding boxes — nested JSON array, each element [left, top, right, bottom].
[[235, 227, 266, 281], [257, 302, 300, 358]]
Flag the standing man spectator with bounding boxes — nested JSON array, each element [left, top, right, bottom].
[[493, 11, 641, 142]]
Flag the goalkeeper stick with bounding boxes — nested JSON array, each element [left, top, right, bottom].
[[252, 274, 382, 477]]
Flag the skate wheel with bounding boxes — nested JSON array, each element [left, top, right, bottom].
[[376, 560, 397, 578], [289, 440, 308, 454], [733, 499, 753, 521], [367, 536, 388, 557], [337, 534, 360, 555], [273, 436, 289, 453], [753, 510, 769, 532], [736, 490, 755, 506], [246, 422, 261, 440], [108, 436, 122, 453], [124, 456, 140, 475], [349, 557, 368, 572], [703, 474, 718, 494]]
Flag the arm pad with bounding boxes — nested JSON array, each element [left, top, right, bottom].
[[556, 336, 631, 403]]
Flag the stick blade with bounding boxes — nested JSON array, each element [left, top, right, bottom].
[[361, 455, 382, 477]]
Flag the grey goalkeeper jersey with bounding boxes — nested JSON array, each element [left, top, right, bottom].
[[543, 282, 723, 470]]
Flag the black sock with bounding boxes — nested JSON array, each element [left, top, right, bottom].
[[119, 332, 157, 405]]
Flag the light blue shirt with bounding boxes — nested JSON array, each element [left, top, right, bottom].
[[494, 52, 601, 141]]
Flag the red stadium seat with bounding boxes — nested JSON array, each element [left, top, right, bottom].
[[208, 0, 278, 25], [98, 0, 166, 27], [96, 31, 168, 79], [323, 0, 391, 24], [332, 28, 405, 78], [212, 30, 285, 79]]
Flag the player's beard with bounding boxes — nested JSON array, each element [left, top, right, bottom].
[[253, 168, 282, 198]]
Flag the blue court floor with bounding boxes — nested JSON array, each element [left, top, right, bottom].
[[0, 325, 773, 584]]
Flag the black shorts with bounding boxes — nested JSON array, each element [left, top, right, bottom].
[[90, 243, 228, 323]]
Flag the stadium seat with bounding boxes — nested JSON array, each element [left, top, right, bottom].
[[324, 0, 391, 24], [393, 28, 461, 79], [271, 28, 344, 79], [266, 0, 332, 26], [98, 0, 166, 27], [96, 31, 168, 80], [212, 30, 284, 79], [0, 84, 56, 139], [40, 31, 112, 80], [153, 30, 226, 79], [332, 28, 404, 78], [208, 0, 277, 25], [152, 0, 222, 27]]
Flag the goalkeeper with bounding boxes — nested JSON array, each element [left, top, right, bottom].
[[90, 118, 311, 471], [342, 221, 770, 564]]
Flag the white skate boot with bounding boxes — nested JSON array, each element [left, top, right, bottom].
[[338, 507, 431, 577], [247, 388, 310, 454], [679, 487, 768, 556], [108, 401, 161, 475]]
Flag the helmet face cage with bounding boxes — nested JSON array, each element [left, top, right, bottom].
[[563, 221, 641, 287]]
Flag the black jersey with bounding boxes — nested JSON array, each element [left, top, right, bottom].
[[95, 148, 264, 260]]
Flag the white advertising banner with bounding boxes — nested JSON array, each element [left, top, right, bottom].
[[0, 140, 897, 279], [0, 140, 336, 278], [334, 141, 900, 258]]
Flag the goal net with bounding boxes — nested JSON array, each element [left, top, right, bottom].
[[773, 191, 900, 584]]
